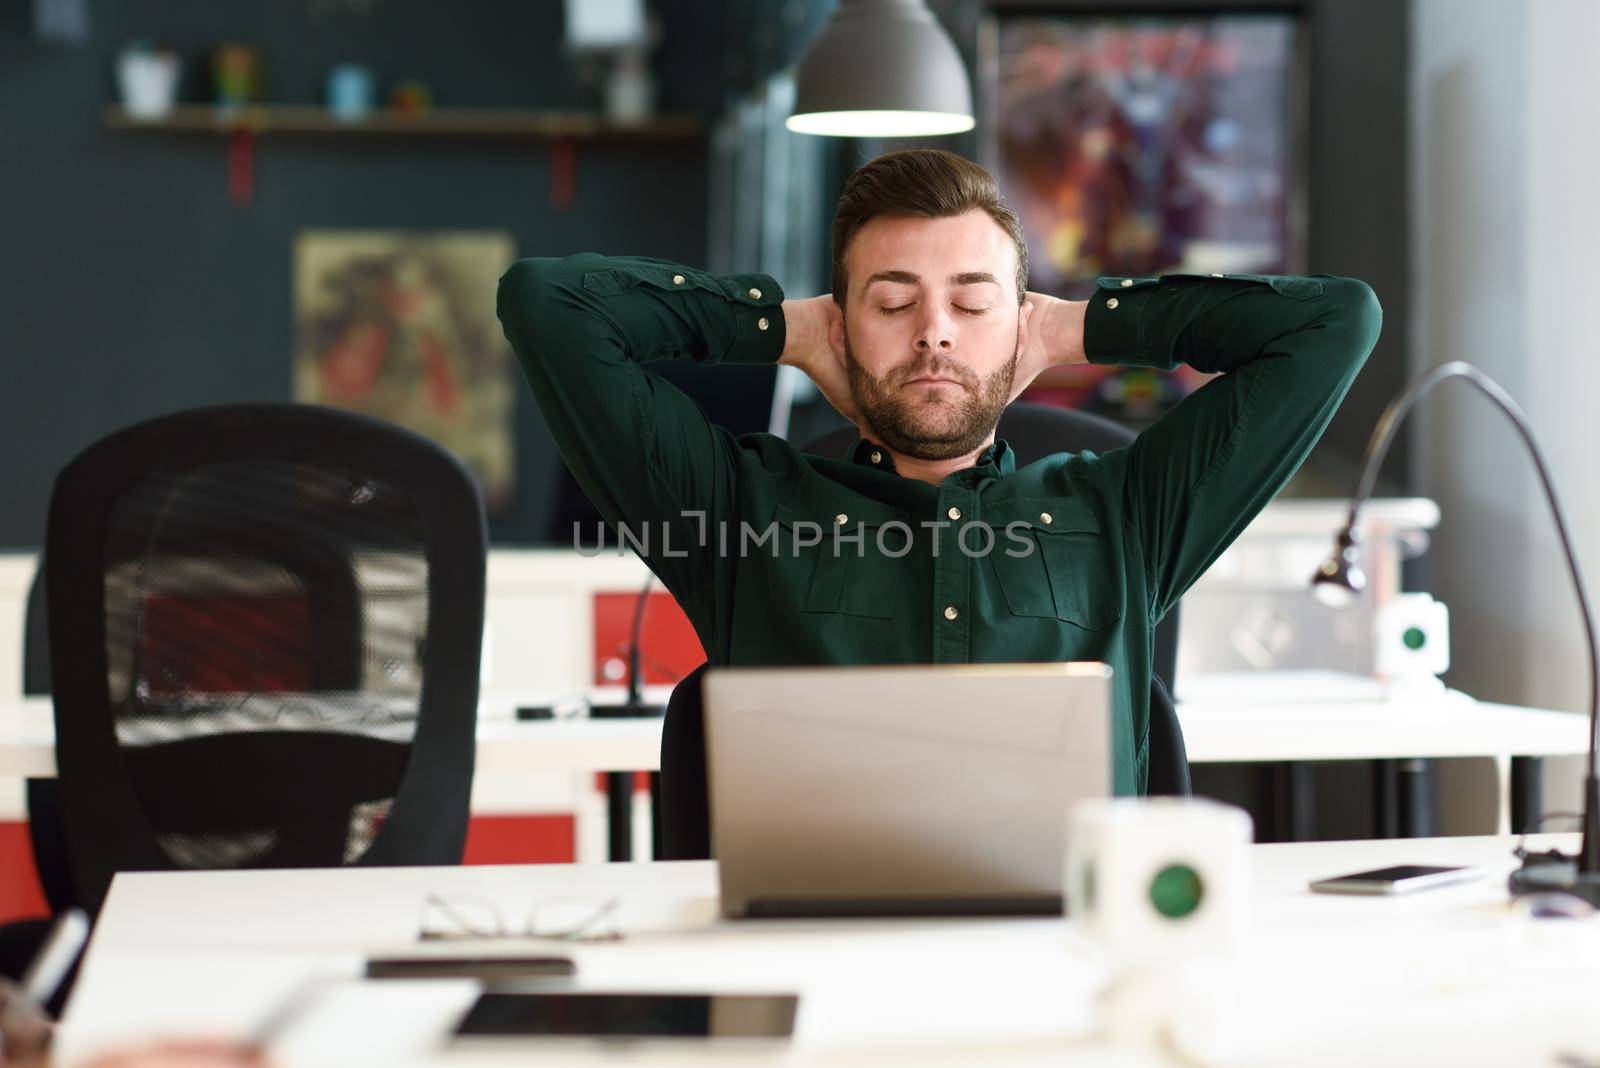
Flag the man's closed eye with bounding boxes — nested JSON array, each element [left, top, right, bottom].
[[879, 304, 989, 316]]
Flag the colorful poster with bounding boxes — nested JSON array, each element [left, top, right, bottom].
[[294, 230, 516, 510], [987, 14, 1303, 423]]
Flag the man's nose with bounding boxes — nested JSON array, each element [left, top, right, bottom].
[[913, 304, 956, 351]]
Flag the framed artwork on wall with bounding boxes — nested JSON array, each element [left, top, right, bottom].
[[981, 8, 1307, 425], [293, 230, 517, 512]]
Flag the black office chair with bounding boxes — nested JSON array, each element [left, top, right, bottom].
[[658, 403, 1188, 860], [37, 404, 487, 915]]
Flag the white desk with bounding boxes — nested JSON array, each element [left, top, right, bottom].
[[2, 684, 1588, 775], [57, 834, 1600, 1067], [2, 684, 1587, 832]]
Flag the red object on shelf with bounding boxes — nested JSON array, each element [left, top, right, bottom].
[[228, 127, 254, 205], [591, 590, 704, 688], [551, 134, 577, 210]]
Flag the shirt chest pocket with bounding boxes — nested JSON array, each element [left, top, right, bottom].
[[985, 503, 1122, 631], [762, 502, 908, 620]]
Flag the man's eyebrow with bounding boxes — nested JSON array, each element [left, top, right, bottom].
[[862, 270, 1002, 290], [862, 270, 920, 290]]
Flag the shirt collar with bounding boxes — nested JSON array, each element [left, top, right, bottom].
[[846, 437, 1015, 477], [978, 439, 1016, 477]]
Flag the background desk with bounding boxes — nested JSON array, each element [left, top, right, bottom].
[[0, 682, 1586, 854], [2, 686, 1587, 778], [56, 833, 1600, 1067]]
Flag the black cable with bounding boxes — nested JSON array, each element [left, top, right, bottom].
[[1519, 810, 1586, 837]]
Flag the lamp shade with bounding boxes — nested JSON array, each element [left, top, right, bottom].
[[787, 0, 974, 138]]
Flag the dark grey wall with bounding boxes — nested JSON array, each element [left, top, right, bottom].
[[0, 0, 1409, 550], [1297, 0, 1410, 487], [0, 0, 723, 548]]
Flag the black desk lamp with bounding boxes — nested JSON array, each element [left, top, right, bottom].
[[1311, 361, 1600, 903], [590, 572, 666, 719]]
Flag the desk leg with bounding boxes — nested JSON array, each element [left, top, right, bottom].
[[1510, 756, 1543, 835], [1256, 763, 1316, 842], [1398, 758, 1434, 838], [1374, 760, 1398, 838], [649, 772, 664, 862], [1395, 754, 1433, 837], [1376, 759, 1438, 837], [606, 772, 633, 862], [1286, 763, 1316, 841]]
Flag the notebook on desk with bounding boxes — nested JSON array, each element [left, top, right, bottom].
[[704, 663, 1112, 918]]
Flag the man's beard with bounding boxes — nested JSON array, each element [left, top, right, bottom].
[[843, 328, 1019, 462]]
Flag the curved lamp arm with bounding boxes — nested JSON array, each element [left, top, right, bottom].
[[1314, 361, 1600, 871]]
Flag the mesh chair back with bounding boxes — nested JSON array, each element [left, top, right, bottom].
[[46, 405, 486, 911]]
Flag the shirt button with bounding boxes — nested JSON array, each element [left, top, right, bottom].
[[1040, 512, 1052, 525], [870, 450, 882, 464], [946, 506, 961, 521], [748, 287, 762, 300], [1120, 278, 1133, 287], [757, 317, 769, 331], [673, 274, 686, 285], [943, 605, 959, 621], [834, 513, 848, 525], [1106, 297, 1119, 310]]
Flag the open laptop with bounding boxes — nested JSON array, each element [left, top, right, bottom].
[[704, 663, 1112, 918]]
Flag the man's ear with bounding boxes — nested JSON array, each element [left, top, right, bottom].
[[1016, 296, 1033, 358], [827, 298, 847, 367]]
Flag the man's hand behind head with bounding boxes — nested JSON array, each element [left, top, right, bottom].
[[780, 296, 857, 424], [1010, 292, 1088, 405]]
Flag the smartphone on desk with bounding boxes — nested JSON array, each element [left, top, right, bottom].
[[1309, 864, 1483, 895], [366, 955, 575, 981]]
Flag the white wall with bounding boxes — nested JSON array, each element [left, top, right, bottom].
[[1522, 0, 1600, 736], [1412, 0, 1600, 821]]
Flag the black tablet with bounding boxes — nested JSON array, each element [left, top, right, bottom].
[[453, 992, 798, 1039]]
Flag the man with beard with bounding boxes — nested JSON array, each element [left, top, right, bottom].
[[498, 149, 1380, 796]]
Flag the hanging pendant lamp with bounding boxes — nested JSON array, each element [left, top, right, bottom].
[[787, 0, 974, 138]]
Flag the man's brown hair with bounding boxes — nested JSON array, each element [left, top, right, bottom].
[[830, 149, 1028, 306]]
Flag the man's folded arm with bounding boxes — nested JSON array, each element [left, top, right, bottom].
[[496, 253, 786, 605], [1085, 273, 1383, 620]]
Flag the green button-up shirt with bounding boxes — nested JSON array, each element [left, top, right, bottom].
[[498, 256, 1381, 793]]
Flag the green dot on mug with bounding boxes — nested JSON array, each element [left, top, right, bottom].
[[1149, 863, 1204, 919]]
